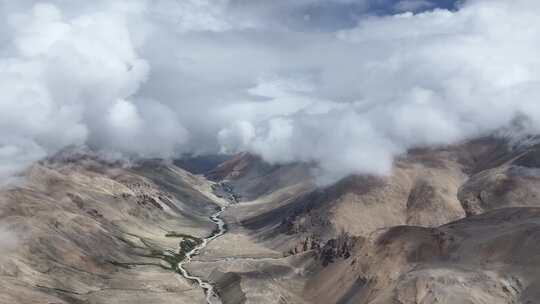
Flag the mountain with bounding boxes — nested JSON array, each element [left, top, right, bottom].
[[305, 208, 540, 303], [0, 154, 226, 304], [3, 137, 540, 303], [192, 136, 540, 303]]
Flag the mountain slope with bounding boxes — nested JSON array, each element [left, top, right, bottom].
[[305, 207, 540, 303], [5, 136, 540, 304], [0, 156, 225, 304], [192, 137, 540, 303]]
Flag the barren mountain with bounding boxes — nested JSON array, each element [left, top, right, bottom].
[[0, 154, 225, 304], [194, 137, 540, 303], [214, 138, 506, 252], [3, 137, 540, 304], [305, 208, 540, 303]]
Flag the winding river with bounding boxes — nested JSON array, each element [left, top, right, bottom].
[[177, 205, 228, 304]]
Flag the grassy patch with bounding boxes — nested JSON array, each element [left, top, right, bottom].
[[108, 260, 133, 269], [180, 238, 199, 253], [165, 231, 191, 238], [110, 232, 204, 273], [165, 231, 202, 243], [107, 260, 169, 270]]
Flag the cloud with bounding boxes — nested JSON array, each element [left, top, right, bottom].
[[214, 0, 540, 182], [0, 2, 185, 181], [2, 0, 540, 184]]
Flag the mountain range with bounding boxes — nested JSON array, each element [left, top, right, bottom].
[[2, 136, 540, 303]]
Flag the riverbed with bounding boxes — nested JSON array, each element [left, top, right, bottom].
[[177, 205, 228, 304]]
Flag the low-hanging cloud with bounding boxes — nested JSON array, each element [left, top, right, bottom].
[[1, 0, 540, 184]]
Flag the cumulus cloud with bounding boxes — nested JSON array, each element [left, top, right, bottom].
[[2, 0, 540, 184], [219, 0, 540, 182], [0, 1, 185, 181]]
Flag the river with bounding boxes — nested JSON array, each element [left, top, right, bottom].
[[177, 205, 228, 304]]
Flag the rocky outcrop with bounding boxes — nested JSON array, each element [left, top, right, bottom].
[[318, 231, 359, 267], [287, 234, 321, 256], [285, 231, 359, 267]]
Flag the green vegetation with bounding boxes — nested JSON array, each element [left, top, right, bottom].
[[107, 260, 170, 270], [165, 231, 200, 240], [180, 238, 199, 253], [108, 260, 132, 269], [165, 231, 204, 246], [109, 232, 203, 273]]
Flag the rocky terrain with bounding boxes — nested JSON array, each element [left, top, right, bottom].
[[4, 136, 540, 303], [0, 152, 228, 304], [192, 136, 540, 303]]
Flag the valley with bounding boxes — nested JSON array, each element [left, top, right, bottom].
[[178, 205, 228, 304], [3, 137, 540, 303], [2, 1, 539, 303]]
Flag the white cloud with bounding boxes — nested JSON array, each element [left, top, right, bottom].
[[2, 0, 540, 184], [218, 120, 256, 153]]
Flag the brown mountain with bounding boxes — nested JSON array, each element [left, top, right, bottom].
[[4, 137, 540, 303]]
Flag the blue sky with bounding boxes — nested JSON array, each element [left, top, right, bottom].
[[228, 0, 461, 31]]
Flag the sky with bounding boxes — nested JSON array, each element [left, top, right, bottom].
[[1, 0, 540, 184]]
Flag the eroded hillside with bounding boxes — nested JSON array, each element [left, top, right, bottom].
[[193, 137, 540, 303], [0, 155, 226, 304], [4, 137, 540, 304]]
